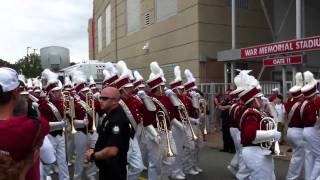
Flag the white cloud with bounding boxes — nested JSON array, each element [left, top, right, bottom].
[[0, 0, 93, 63]]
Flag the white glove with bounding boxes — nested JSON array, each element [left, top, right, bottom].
[[83, 118, 89, 126], [154, 135, 161, 145], [274, 131, 282, 141], [137, 90, 146, 99], [165, 89, 174, 96], [189, 91, 199, 98]]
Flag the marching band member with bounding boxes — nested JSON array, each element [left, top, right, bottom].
[[62, 76, 75, 167], [133, 70, 147, 92], [89, 75, 100, 99], [167, 66, 189, 179], [114, 60, 145, 180], [102, 62, 119, 88], [285, 72, 305, 180], [300, 71, 320, 180], [183, 69, 203, 175], [239, 76, 281, 180], [39, 69, 69, 180], [33, 77, 42, 98], [144, 61, 177, 180], [227, 70, 250, 179], [70, 70, 100, 180]]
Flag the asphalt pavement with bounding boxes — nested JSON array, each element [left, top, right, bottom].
[[52, 145, 290, 180]]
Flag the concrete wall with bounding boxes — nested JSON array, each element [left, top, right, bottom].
[[92, 0, 273, 83]]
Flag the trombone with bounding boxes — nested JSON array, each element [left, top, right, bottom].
[[178, 105, 198, 141], [156, 111, 175, 157], [199, 99, 208, 135], [85, 92, 97, 133], [62, 92, 77, 134]]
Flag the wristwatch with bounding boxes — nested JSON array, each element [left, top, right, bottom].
[[90, 152, 96, 162]]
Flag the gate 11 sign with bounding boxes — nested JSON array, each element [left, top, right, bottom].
[[263, 55, 303, 67]]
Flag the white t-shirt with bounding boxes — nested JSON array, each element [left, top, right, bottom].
[[274, 103, 285, 123]]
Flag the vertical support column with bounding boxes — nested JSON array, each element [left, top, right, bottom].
[[230, 0, 236, 86], [232, 0, 236, 49], [224, 63, 228, 89], [293, 0, 302, 86], [282, 66, 287, 99], [230, 63, 235, 86]]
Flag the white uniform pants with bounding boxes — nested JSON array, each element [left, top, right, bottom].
[[127, 124, 144, 180], [171, 123, 186, 177], [192, 123, 203, 168], [242, 146, 276, 180], [303, 127, 320, 180], [229, 128, 240, 169], [182, 123, 196, 171], [44, 134, 69, 180], [286, 127, 305, 180], [66, 132, 75, 163], [73, 131, 98, 180]]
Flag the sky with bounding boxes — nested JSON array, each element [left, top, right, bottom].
[[0, 0, 93, 63]]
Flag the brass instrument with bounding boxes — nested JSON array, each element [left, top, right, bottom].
[[199, 99, 208, 135], [178, 105, 198, 141], [62, 92, 77, 134], [85, 92, 97, 132], [260, 116, 281, 156], [156, 111, 175, 157]]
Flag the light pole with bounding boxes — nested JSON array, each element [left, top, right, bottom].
[[27, 46, 31, 56]]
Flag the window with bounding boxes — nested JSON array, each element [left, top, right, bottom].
[[105, 3, 111, 46], [156, 0, 177, 22], [97, 16, 102, 52], [127, 0, 140, 33]]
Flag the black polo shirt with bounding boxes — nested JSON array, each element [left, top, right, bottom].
[[94, 105, 131, 180]]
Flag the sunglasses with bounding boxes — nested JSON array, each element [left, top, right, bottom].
[[99, 96, 113, 101]]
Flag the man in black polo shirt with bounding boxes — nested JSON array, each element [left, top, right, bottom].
[[85, 87, 131, 180]]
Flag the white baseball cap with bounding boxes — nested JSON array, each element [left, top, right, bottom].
[[0, 67, 20, 92]]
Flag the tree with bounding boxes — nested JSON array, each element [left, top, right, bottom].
[[0, 59, 14, 68], [14, 53, 43, 78]]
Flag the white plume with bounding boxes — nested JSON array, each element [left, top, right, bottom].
[[116, 60, 130, 78], [134, 70, 144, 81], [103, 69, 111, 80], [89, 75, 95, 85], [184, 69, 195, 82], [104, 62, 118, 76], [41, 69, 58, 85], [64, 76, 72, 86], [295, 72, 303, 87], [70, 69, 87, 85], [33, 78, 42, 89], [303, 71, 316, 85], [27, 79, 33, 88], [150, 62, 161, 75], [174, 66, 181, 82]]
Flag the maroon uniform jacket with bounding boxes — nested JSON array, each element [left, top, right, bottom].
[[182, 94, 199, 119], [147, 94, 176, 130], [228, 102, 238, 128], [39, 99, 64, 136], [300, 98, 318, 127], [121, 96, 144, 124], [240, 108, 268, 146], [284, 98, 304, 128]]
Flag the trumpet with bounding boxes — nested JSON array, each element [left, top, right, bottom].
[[156, 111, 175, 157], [85, 92, 97, 132], [199, 99, 208, 135], [178, 105, 198, 141]]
